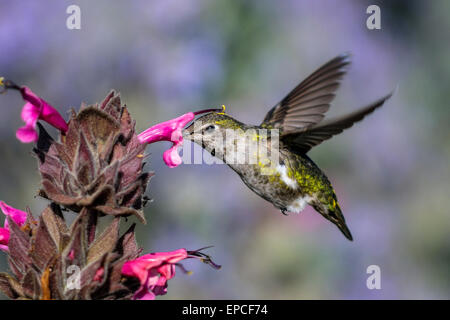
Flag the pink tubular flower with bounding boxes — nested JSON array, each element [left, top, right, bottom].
[[138, 113, 194, 168], [0, 228, 9, 252], [122, 249, 187, 300], [138, 108, 221, 168], [16, 86, 69, 143], [122, 248, 220, 300], [0, 201, 28, 252], [1, 79, 68, 143]]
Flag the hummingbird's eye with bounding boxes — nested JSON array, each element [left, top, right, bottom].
[[203, 125, 216, 134]]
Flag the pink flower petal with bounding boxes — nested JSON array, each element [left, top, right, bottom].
[[150, 275, 169, 296], [137, 113, 195, 145], [0, 201, 27, 251], [16, 125, 39, 143], [163, 143, 183, 168], [20, 87, 41, 107], [0, 227, 10, 252], [93, 267, 105, 282], [14, 86, 68, 144], [122, 248, 219, 300], [20, 102, 40, 125], [122, 249, 189, 300], [138, 108, 221, 168], [138, 113, 194, 168], [39, 99, 69, 133], [122, 258, 154, 285], [68, 249, 75, 261], [133, 287, 156, 300], [0, 201, 27, 227]]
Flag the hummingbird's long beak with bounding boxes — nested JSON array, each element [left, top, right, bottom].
[[182, 106, 223, 140]]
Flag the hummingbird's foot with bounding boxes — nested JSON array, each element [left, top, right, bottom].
[[281, 209, 288, 216]]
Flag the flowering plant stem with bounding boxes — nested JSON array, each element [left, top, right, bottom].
[[0, 84, 220, 300]]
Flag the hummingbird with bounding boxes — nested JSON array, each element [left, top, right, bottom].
[[183, 54, 392, 241]]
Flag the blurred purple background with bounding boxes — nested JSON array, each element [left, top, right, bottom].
[[0, 0, 449, 299]]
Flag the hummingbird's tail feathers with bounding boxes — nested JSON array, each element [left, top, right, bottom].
[[281, 91, 393, 154], [333, 216, 353, 241], [314, 203, 353, 241]]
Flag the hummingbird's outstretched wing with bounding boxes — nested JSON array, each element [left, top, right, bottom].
[[281, 92, 393, 154], [261, 54, 351, 132]]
